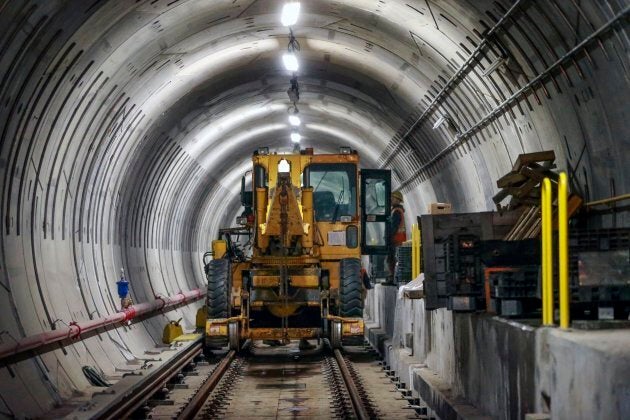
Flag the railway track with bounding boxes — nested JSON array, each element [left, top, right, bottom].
[[326, 348, 376, 419], [97, 339, 429, 419], [92, 338, 206, 419]]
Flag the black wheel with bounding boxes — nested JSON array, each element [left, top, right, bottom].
[[228, 322, 240, 351], [205, 259, 230, 349], [206, 259, 230, 319], [330, 321, 342, 349], [339, 258, 363, 317]]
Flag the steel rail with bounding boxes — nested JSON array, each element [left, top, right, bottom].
[[96, 338, 204, 419], [178, 349, 237, 419], [333, 348, 370, 420]]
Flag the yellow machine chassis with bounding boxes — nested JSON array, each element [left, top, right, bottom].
[[206, 316, 364, 342], [205, 150, 372, 350]]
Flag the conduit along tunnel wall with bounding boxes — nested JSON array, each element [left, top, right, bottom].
[[0, 0, 628, 419]]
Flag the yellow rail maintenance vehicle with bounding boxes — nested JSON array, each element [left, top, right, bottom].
[[204, 147, 391, 350]]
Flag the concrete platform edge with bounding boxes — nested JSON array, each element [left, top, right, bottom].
[[364, 321, 491, 420]]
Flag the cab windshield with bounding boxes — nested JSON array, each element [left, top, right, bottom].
[[305, 163, 357, 222]]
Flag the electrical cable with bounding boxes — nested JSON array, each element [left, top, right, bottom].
[[82, 366, 112, 387], [287, 28, 301, 52]]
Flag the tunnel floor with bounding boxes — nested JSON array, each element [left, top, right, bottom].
[[148, 342, 416, 419], [234, 344, 414, 419]]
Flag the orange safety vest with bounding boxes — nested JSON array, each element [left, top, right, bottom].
[[391, 206, 407, 245]]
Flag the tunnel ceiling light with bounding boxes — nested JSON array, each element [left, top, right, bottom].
[[482, 57, 507, 77], [432, 115, 448, 130], [288, 115, 301, 126], [290, 132, 301, 143], [281, 2, 301, 26], [283, 53, 299, 72]]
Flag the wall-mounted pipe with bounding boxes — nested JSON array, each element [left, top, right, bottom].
[[395, 4, 630, 191], [0, 289, 204, 362], [585, 193, 630, 207]]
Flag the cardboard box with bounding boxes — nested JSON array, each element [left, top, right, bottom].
[[428, 202, 453, 214]]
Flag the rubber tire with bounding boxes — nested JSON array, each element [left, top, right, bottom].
[[330, 321, 342, 349], [206, 259, 230, 319], [205, 259, 230, 349], [339, 258, 363, 317], [228, 322, 240, 351]]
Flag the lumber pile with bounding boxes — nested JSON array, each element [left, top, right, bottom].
[[493, 151, 582, 241]]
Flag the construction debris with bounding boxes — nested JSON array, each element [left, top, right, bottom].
[[493, 151, 582, 241]]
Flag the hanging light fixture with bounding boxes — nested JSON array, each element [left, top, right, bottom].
[[288, 115, 301, 126], [432, 115, 448, 130], [282, 2, 302, 146], [281, 2, 301, 27], [282, 53, 299, 72], [288, 106, 301, 126]]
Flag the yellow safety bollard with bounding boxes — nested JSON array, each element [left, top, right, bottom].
[[417, 224, 422, 275], [411, 224, 417, 279], [411, 223, 422, 278], [541, 178, 553, 325], [558, 172, 570, 329]]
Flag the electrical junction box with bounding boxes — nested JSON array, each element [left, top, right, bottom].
[[598, 307, 614, 320]]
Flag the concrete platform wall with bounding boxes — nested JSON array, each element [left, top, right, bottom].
[[536, 328, 630, 419], [365, 284, 630, 420]]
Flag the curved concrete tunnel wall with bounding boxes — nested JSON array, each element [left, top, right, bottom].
[[0, 0, 627, 416]]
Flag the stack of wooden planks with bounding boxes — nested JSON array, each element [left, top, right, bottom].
[[493, 150, 582, 241]]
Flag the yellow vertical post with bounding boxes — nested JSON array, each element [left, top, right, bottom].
[[414, 224, 422, 277], [301, 187, 314, 249], [417, 224, 422, 275], [411, 223, 418, 278], [541, 180, 547, 324], [256, 187, 269, 249], [558, 172, 570, 329], [541, 178, 554, 325]]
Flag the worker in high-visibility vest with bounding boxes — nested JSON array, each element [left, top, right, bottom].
[[387, 190, 407, 282]]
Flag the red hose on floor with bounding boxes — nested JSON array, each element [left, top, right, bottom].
[[0, 289, 204, 361]]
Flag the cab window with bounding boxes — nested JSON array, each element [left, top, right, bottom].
[[305, 163, 357, 221]]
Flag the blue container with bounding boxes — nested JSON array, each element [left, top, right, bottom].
[[116, 278, 129, 299]]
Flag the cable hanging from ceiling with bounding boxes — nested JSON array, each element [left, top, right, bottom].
[[281, 2, 302, 145]]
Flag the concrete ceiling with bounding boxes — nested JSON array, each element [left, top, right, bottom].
[[0, 0, 627, 415]]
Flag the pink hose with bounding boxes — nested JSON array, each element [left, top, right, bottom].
[[0, 289, 205, 361]]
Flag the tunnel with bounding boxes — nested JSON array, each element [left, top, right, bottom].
[[0, 0, 628, 418]]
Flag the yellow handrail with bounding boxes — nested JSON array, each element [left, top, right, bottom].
[[417, 224, 422, 275], [558, 172, 570, 329], [412, 223, 417, 279], [411, 223, 421, 278], [541, 178, 553, 325], [541, 172, 571, 328]]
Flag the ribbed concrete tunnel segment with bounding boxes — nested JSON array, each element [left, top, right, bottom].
[[0, 0, 628, 418]]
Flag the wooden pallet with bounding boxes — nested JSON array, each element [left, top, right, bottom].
[[494, 151, 582, 241]]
